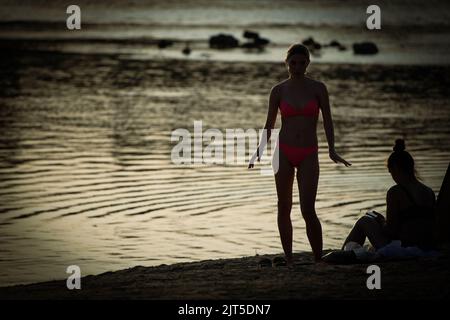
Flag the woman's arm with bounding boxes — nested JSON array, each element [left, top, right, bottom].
[[384, 188, 401, 238], [317, 82, 351, 167], [317, 82, 335, 151], [248, 85, 280, 168]]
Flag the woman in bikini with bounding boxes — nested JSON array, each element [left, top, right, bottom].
[[248, 44, 351, 265]]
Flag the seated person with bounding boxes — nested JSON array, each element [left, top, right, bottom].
[[342, 139, 436, 251]]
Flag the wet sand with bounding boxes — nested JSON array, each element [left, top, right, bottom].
[[1, 250, 449, 300]]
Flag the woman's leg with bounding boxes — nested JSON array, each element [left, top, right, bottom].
[[274, 148, 295, 264], [343, 216, 390, 250], [297, 151, 323, 261]]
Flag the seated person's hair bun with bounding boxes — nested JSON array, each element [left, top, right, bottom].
[[393, 139, 405, 152]]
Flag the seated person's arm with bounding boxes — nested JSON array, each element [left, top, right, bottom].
[[384, 188, 401, 238]]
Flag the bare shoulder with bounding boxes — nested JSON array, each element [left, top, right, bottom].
[[306, 78, 327, 94], [387, 185, 402, 200], [272, 80, 288, 91], [419, 182, 436, 201], [270, 80, 287, 97]]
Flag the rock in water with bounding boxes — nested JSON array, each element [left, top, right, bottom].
[[353, 42, 379, 55], [243, 30, 260, 40], [209, 34, 239, 49]]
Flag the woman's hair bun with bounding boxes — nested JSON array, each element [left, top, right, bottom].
[[393, 139, 405, 152]]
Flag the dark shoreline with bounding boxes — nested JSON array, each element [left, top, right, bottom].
[[1, 251, 449, 300]]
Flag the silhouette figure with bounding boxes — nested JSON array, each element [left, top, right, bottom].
[[343, 139, 436, 250], [249, 44, 351, 265]]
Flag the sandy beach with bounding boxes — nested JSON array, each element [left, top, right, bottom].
[[1, 249, 449, 300]]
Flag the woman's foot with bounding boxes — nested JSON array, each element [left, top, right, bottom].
[[286, 257, 294, 269]]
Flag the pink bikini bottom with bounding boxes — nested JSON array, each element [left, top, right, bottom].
[[278, 143, 318, 167]]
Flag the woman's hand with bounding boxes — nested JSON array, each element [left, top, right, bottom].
[[329, 148, 352, 167]]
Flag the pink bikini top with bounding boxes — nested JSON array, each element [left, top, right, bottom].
[[279, 98, 320, 118]]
